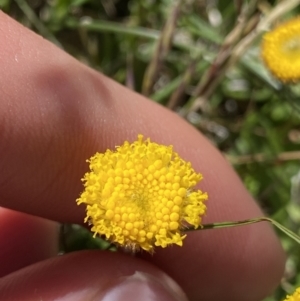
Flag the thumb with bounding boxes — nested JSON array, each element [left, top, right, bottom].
[[0, 251, 189, 301]]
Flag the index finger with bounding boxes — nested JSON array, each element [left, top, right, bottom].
[[0, 12, 284, 301]]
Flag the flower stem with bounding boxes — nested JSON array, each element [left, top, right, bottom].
[[186, 217, 300, 244]]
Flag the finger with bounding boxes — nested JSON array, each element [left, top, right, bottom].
[[0, 207, 58, 277], [0, 11, 284, 301], [0, 251, 188, 301]]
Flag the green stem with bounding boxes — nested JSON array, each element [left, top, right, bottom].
[[65, 17, 200, 53], [14, 0, 62, 47], [186, 217, 300, 244], [66, 17, 160, 40]]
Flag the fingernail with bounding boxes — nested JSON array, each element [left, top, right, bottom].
[[97, 271, 189, 301]]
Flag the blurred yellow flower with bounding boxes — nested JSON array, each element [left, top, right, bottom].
[[261, 17, 300, 82], [77, 135, 208, 252], [283, 287, 300, 301]]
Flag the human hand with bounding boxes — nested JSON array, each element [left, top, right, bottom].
[[0, 11, 284, 301]]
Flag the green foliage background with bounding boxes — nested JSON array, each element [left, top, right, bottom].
[[1, 0, 300, 300]]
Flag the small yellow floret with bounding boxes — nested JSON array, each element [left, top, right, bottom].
[[261, 17, 300, 82], [76, 135, 208, 252], [283, 287, 300, 301]]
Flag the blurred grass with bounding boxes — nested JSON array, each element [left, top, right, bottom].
[[1, 0, 300, 300]]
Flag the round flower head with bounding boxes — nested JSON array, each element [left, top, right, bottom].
[[283, 287, 300, 301], [77, 135, 208, 252], [261, 17, 300, 82]]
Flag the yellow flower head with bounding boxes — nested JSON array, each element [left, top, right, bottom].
[[283, 287, 300, 301], [261, 17, 300, 82], [77, 135, 208, 252]]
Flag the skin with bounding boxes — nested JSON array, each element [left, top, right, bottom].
[[0, 11, 285, 301]]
